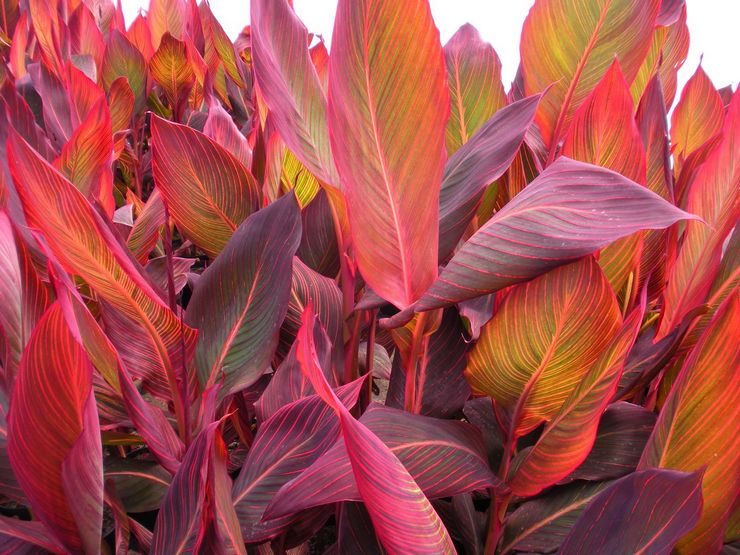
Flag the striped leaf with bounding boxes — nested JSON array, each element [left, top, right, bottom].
[[386, 308, 471, 418], [418, 157, 696, 311], [150, 115, 260, 258], [250, 0, 337, 185], [7, 130, 196, 437], [232, 379, 364, 543], [0, 212, 50, 384], [444, 23, 506, 155], [149, 33, 195, 111], [520, 0, 660, 151], [8, 303, 103, 554], [147, 0, 186, 48], [660, 89, 740, 337], [102, 30, 147, 112], [501, 480, 611, 554], [288, 305, 456, 554], [438, 94, 540, 261], [328, 0, 449, 309], [671, 65, 724, 173], [466, 257, 622, 436], [640, 292, 740, 553], [508, 303, 643, 495], [563, 402, 656, 483], [55, 96, 115, 216], [559, 469, 703, 555], [185, 193, 301, 397], [561, 60, 646, 302], [265, 403, 502, 515]]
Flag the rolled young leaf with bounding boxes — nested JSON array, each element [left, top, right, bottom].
[[185, 192, 302, 397], [418, 157, 698, 311], [328, 0, 449, 309]]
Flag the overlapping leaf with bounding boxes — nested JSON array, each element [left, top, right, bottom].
[[444, 23, 506, 154], [151, 115, 260, 258], [418, 157, 697, 310], [559, 469, 703, 555], [466, 257, 622, 435], [250, 0, 336, 184], [560, 60, 646, 301], [232, 379, 364, 542], [7, 130, 196, 437], [185, 193, 301, 397], [266, 402, 501, 515], [285, 306, 456, 554], [640, 292, 740, 553], [520, 0, 661, 150], [328, 0, 449, 308], [660, 90, 740, 336], [7, 303, 103, 554], [508, 303, 643, 495], [438, 95, 540, 261]]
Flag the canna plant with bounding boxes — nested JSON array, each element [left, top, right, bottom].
[[0, 0, 737, 552]]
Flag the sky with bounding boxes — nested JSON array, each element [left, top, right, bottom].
[[122, 0, 739, 106]]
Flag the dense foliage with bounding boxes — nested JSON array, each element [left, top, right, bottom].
[[0, 0, 737, 553]]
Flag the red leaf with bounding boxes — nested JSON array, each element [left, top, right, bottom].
[[288, 305, 456, 554], [328, 0, 449, 309], [8, 303, 103, 554], [250, 0, 337, 185]]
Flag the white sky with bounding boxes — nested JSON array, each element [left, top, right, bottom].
[[123, 0, 739, 105]]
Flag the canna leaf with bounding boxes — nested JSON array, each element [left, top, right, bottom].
[[150, 114, 260, 258], [562, 402, 656, 483], [670, 65, 724, 173], [466, 257, 622, 435], [501, 480, 611, 554], [288, 305, 456, 554], [7, 130, 196, 439], [558, 469, 703, 555], [386, 308, 471, 418], [444, 23, 506, 155], [438, 94, 541, 261], [520, 0, 660, 151], [185, 193, 301, 397], [265, 403, 503, 516], [507, 302, 643, 495], [560, 60, 646, 301], [102, 30, 147, 112], [148, 0, 186, 48], [328, 0, 449, 308], [250, 0, 337, 184], [660, 89, 740, 337], [232, 379, 364, 543], [417, 157, 697, 311], [8, 303, 103, 554], [149, 33, 195, 111], [640, 292, 740, 553]]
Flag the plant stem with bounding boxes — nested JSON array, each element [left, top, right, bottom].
[[404, 311, 430, 413]]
